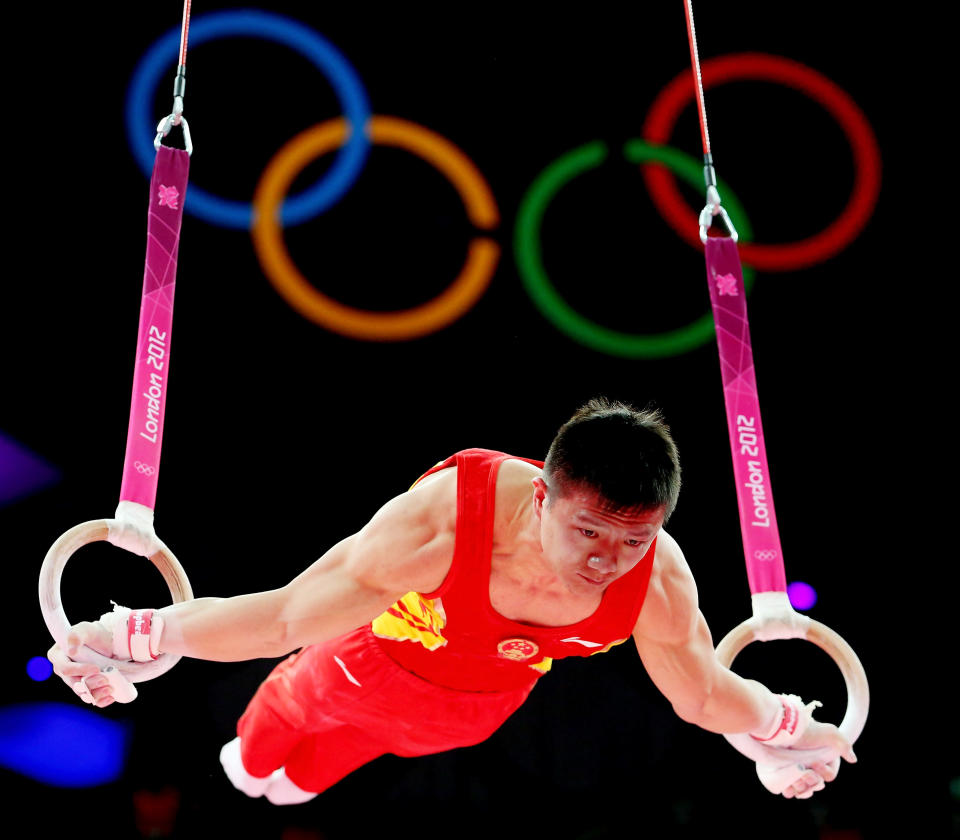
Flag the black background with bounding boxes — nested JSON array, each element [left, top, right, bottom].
[[2, 2, 951, 838]]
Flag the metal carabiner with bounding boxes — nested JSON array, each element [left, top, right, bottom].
[[154, 111, 193, 156], [699, 184, 738, 243]]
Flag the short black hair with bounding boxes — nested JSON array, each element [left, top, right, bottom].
[[543, 397, 681, 520]]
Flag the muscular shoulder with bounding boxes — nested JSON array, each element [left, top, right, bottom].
[[496, 458, 541, 503], [634, 529, 700, 645], [346, 466, 458, 595], [493, 457, 541, 536], [498, 457, 542, 484]]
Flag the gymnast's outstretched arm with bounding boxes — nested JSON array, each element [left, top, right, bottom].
[[47, 469, 459, 700], [633, 530, 855, 798]]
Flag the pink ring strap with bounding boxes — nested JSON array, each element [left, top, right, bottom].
[[704, 236, 786, 594], [118, 145, 190, 510]]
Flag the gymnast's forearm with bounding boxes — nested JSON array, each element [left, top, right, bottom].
[[685, 671, 781, 736], [636, 606, 781, 737], [156, 591, 295, 662], [154, 560, 402, 662]]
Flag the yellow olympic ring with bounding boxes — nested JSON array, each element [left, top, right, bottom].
[[252, 116, 500, 341]]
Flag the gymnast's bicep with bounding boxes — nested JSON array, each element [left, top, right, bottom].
[[274, 471, 458, 648]]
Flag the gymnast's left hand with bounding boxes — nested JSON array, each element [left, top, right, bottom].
[[758, 718, 856, 798]]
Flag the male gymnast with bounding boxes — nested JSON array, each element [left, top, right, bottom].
[[48, 398, 855, 804]]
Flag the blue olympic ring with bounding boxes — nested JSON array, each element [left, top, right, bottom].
[[126, 10, 371, 229]]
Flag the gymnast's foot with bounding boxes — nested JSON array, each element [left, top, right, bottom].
[[219, 737, 317, 805], [264, 768, 318, 805], [219, 737, 273, 798]]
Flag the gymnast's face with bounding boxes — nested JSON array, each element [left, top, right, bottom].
[[532, 478, 664, 596]]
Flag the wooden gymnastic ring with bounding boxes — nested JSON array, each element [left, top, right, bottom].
[[39, 518, 193, 682], [716, 616, 869, 765]]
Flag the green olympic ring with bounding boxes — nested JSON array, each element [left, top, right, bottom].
[[514, 140, 754, 358]]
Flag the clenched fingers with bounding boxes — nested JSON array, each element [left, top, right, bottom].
[[796, 719, 857, 764], [783, 768, 825, 799], [82, 673, 117, 708], [48, 641, 99, 681], [809, 758, 841, 783], [66, 673, 115, 707], [48, 632, 117, 708]]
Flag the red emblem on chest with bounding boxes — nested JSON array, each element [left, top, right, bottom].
[[497, 638, 540, 661]]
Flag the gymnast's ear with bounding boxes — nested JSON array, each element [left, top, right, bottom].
[[532, 478, 548, 518]]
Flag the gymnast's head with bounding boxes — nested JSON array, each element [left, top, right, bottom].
[[531, 398, 680, 590], [539, 397, 681, 521]]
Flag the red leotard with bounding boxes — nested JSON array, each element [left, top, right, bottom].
[[236, 449, 656, 793], [372, 449, 656, 691]]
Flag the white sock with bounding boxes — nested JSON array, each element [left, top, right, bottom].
[[219, 737, 273, 798], [264, 768, 318, 805]]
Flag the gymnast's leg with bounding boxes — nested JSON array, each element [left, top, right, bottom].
[[220, 639, 392, 804], [222, 699, 389, 805]]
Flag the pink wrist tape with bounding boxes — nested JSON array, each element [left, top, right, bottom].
[[752, 695, 800, 742], [124, 609, 163, 662]]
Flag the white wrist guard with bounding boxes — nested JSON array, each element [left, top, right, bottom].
[[98, 603, 164, 662], [750, 693, 822, 747]]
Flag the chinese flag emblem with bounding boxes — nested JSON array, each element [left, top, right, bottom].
[[497, 638, 540, 661]]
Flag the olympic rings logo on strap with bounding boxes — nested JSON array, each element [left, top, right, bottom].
[[127, 13, 881, 357], [753, 550, 780, 562], [133, 461, 156, 476]]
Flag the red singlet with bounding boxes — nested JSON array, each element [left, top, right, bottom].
[[372, 449, 657, 691]]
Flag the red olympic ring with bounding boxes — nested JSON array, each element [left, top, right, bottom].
[[641, 53, 882, 272]]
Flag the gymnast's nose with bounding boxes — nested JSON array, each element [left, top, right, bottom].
[[586, 554, 616, 575]]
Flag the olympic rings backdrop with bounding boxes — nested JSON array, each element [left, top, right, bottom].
[[8, 6, 947, 838], [126, 9, 881, 358]]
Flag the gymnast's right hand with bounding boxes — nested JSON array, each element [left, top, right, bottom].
[[47, 604, 159, 706], [47, 620, 125, 707]]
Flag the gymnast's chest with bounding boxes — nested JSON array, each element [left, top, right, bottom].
[[486, 567, 603, 627]]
